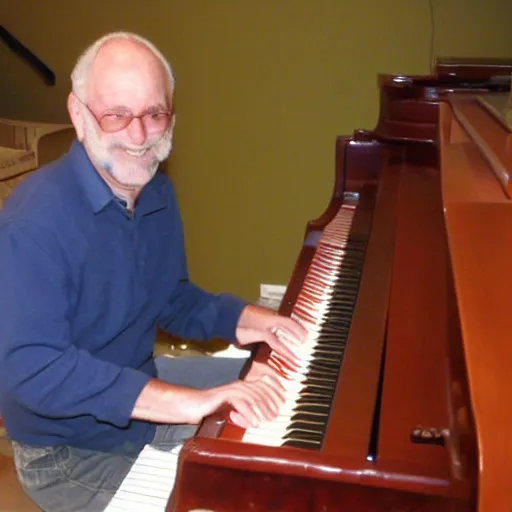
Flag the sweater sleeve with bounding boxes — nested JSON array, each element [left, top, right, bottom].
[[0, 221, 149, 428], [157, 185, 247, 342], [159, 279, 247, 342]]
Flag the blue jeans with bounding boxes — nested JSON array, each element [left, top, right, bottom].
[[12, 355, 247, 512]]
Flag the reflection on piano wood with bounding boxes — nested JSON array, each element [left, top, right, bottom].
[[115, 58, 512, 512]]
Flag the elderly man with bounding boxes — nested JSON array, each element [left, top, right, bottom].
[[0, 32, 306, 512]]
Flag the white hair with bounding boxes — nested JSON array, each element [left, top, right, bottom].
[[70, 31, 175, 101]]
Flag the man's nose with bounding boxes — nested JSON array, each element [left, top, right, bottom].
[[126, 117, 147, 146]]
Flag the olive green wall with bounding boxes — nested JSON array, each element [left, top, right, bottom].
[[1, 1, 511, 301]]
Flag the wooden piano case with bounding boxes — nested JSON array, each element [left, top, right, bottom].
[[169, 60, 512, 512]]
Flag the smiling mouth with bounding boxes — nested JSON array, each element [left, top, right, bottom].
[[125, 148, 148, 157]]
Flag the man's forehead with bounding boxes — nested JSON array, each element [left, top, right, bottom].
[[92, 75, 167, 110], [87, 42, 169, 110]]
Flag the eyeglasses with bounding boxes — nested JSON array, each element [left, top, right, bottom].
[[74, 94, 174, 134]]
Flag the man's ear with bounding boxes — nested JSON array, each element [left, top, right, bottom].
[[67, 93, 85, 141]]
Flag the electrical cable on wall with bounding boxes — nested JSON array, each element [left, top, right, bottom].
[[428, 0, 436, 72]]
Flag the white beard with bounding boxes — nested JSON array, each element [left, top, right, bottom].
[[81, 112, 175, 188]]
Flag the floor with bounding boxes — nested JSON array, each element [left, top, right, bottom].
[[0, 332, 232, 511]]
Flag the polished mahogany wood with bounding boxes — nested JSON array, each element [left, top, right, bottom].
[[373, 58, 511, 144], [172, 454, 465, 512], [378, 145, 452, 477], [322, 152, 397, 461], [439, 100, 512, 511]]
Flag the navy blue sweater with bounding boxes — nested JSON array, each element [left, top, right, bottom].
[[0, 140, 245, 453]]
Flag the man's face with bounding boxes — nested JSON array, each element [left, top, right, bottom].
[[80, 47, 174, 189], [81, 109, 174, 188]]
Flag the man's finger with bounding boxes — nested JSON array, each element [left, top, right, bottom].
[[272, 320, 308, 344], [271, 326, 301, 346], [270, 334, 305, 363], [261, 377, 285, 412]]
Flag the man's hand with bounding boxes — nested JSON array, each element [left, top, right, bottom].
[[131, 305, 307, 430], [235, 304, 308, 363], [132, 373, 285, 429]]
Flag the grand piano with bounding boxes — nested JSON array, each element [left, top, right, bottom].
[[107, 59, 512, 512]]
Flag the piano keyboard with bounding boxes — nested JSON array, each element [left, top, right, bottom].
[[105, 443, 183, 512], [243, 194, 366, 449]]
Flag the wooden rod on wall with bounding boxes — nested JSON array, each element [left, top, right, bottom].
[[0, 26, 55, 86]]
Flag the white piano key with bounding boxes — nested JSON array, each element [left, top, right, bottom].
[[105, 444, 182, 512], [242, 434, 284, 447]]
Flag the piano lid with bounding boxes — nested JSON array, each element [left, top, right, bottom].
[[447, 91, 512, 199], [477, 92, 512, 132]]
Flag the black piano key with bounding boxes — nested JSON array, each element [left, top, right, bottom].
[[310, 348, 346, 359], [324, 303, 355, 314], [302, 381, 337, 391], [293, 392, 334, 403], [298, 382, 336, 394], [294, 392, 333, 403], [292, 403, 331, 415], [285, 422, 325, 435], [305, 357, 343, 371], [325, 298, 356, 308], [283, 430, 324, 443], [289, 412, 329, 424], [304, 377, 338, 389], [299, 379, 336, 391], [295, 382, 336, 394], [295, 394, 332, 407], [308, 351, 343, 363], [313, 336, 349, 346], [305, 352, 344, 363], [305, 362, 341, 373], [298, 378, 337, 389], [304, 355, 342, 365], [303, 363, 340, 375], [281, 439, 321, 449], [297, 383, 335, 395], [294, 385, 335, 396], [294, 398, 332, 408], [294, 388, 333, 398], [316, 322, 351, 333], [301, 357, 340, 368], [306, 347, 345, 357], [287, 424, 327, 441], [304, 349, 343, 358], [300, 372, 337, 383], [307, 361, 340, 373], [302, 371, 338, 383], [313, 343, 346, 352]]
